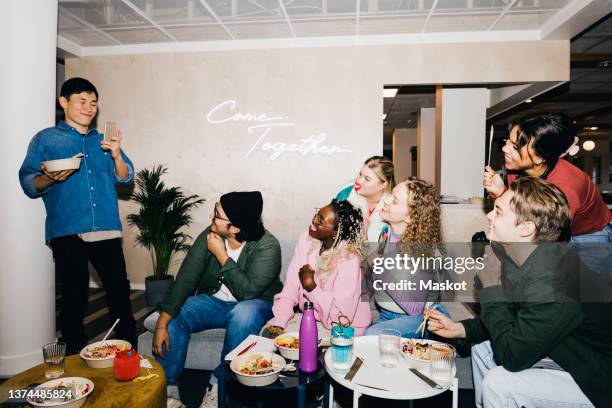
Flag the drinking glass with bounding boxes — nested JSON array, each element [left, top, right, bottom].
[[429, 343, 455, 382], [331, 325, 354, 373], [42, 342, 66, 379], [378, 329, 400, 368]]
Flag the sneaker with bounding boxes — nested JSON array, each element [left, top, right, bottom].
[[167, 385, 181, 401], [167, 398, 185, 408], [200, 383, 218, 408]]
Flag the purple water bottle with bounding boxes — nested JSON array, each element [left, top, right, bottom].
[[299, 301, 318, 372]]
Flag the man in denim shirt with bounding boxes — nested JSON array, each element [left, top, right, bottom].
[[19, 78, 136, 354]]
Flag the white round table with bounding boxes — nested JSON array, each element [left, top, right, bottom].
[[324, 336, 458, 408]]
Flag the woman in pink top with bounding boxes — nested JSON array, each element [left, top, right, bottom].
[[267, 199, 372, 335]]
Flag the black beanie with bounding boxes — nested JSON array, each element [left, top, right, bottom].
[[219, 191, 263, 231]]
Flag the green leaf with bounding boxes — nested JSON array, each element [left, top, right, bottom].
[[127, 165, 205, 279]]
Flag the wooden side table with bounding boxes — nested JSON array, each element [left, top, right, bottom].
[[0, 354, 166, 407]]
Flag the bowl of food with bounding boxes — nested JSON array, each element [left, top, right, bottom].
[[80, 340, 131, 368], [27, 377, 94, 408], [274, 332, 299, 360], [401, 339, 454, 362], [230, 353, 285, 387], [41, 157, 82, 173]]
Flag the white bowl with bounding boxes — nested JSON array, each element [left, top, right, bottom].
[[275, 332, 299, 361], [79, 340, 131, 368], [230, 353, 285, 387], [27, 377, 94, 408], [42, 158, 81, 172]]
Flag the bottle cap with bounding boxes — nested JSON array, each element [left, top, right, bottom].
[[303, 301, 314, 310]]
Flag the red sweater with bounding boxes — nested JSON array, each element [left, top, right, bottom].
[[507, 159, 611, 236]]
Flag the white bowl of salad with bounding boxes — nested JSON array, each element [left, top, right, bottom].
[[230, 353, 285, 387], [27, 377, 94, 408], [79, 339, 131, 368]]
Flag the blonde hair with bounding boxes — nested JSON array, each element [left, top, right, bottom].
[[399, 177, 442, 257], [508, 177, 570, 242], [364, 156, 395, 194]]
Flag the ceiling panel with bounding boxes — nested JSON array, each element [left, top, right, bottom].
[[130, 0, 214, 24], [495, 10, 556, 30], [426, 13, 499, 32], [292, 19, 356, 37], [283, 0, 323, 18], [58, 10, 87, 30], [101, 27, 172, 43], [227, 22, 293, 39], [360, 16, 425, 34], [361, 0, 433, 15], [163, 24, 230, 41], [59, 0, 149, 28], [206, 0, 284, 21], [60, 30, 119, 46], [512, 0, 572, 11]]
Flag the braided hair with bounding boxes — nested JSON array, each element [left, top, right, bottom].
[[329, 199, 364, 251], [309, 199, 365, 287]]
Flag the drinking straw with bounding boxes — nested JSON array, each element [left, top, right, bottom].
[[100, 318, 120, 346], [487, 125, 494, 167]]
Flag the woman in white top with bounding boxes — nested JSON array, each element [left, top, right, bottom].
[[336, 155, 395, 243]]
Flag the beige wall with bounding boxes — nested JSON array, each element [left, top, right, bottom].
[[66, 41, 569, 285], [393, 128, 417, 181]]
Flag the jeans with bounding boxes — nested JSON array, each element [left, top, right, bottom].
[[50, 235, 136, 354], [472, 341, 594, 408], [364, 304, 449, 338], [570, 223, 612, 281], [156, 294, 273, 386]]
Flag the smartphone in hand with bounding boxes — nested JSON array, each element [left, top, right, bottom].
[[104, 121, 117, 142]]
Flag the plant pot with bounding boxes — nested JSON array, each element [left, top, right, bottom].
[[145, 275, 174, 307]]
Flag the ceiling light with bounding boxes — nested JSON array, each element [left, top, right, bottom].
[[582, 140, 595, 151], [383, 88, 398, 98], [383, 113, 387, 120], [590, 126, 599, 131], [525, 99, 532, 103]]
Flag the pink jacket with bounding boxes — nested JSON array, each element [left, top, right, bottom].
[[268, 231, 372, 335]]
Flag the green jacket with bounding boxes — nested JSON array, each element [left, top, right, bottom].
[[159, 227, 283, 317], [459, 244, 612, 407]]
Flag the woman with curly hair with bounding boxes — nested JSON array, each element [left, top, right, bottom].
[[266, 199, 372, 336], [365, 177, 447, 337]]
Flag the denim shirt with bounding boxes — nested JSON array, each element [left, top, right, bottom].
[[19, 121, 134, 241]]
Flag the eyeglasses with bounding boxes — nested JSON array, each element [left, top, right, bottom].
[[213, 208, 230, 223]]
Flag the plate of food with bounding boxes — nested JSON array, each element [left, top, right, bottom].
[[401, 339, 454, 363], [274, 332, 299, 360], [79, 339, 131, 368], [230, 353, 286, 387], [27, 377, 94, 408]]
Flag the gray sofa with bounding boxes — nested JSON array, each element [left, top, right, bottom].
[[137, 302, 475, 388]]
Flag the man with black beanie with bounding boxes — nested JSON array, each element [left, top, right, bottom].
[[152, 191, 282, 407]]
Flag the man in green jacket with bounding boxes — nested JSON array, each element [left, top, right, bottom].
[[428, 177, 612, 407], [152, 191, 282, 406]]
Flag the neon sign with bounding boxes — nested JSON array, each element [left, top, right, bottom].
[[206, 100, 352, 160]]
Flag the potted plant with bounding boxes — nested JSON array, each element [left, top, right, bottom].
[[128, 165, 205, 306]]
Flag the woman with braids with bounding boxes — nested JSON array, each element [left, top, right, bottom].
[[336, 156, 395, 243], [365, 177, 448, 337], [266, 199, 372, 336]]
